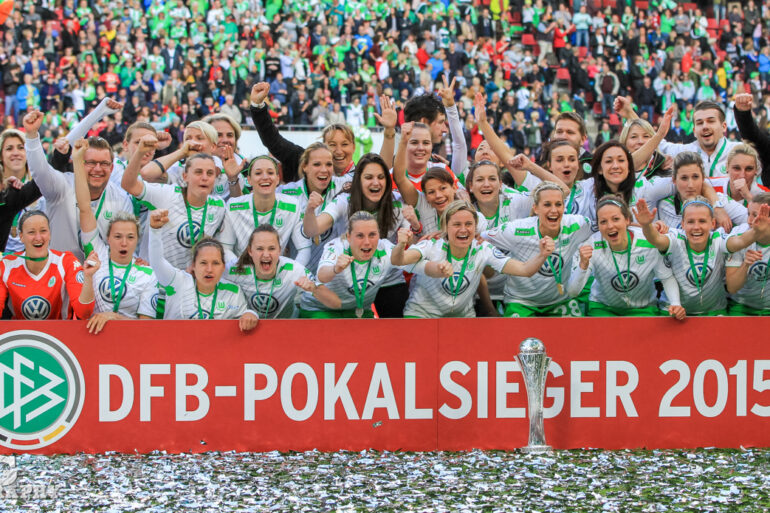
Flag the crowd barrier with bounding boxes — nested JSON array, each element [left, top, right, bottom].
[[0, 318, 768, 454]]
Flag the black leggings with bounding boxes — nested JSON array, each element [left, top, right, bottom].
[[374, 283, 409, 318]]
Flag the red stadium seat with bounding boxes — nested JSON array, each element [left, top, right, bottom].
[[511, 11, 521, 23], [578, 46, 588, 58], [522, 33, 536, 46], [707, 28, 718, 39], [716, 50, 727, 62], [608, 113, 621, 126], [636, 1, 648, 9], [593, 102, 603, 118], [707, 18, 718, 29], [682, 2, 697, 12], [603, 0, 617, 8]]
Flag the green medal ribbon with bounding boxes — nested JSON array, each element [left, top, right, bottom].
[[708, 140, 727, 177], [184, 199, 209, 247], [252, 197, 277, 228], [253, 266, 278, 318], [349, 251, 373, 314], [566, 186, 578, 213], [195, 283, 219, 320], [610, 231, 633, 294], [685, 235, 712, 294], [446, 244, 471, 301], [108, 259, 133, 313], [16, 252, 49, 262], [537, 221, 563, 293]]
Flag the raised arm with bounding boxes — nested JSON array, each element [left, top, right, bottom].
[[473, 92, 519, 177], [734, 93, 770, 185], [439, 77, 468, 175], [138, 137, 197, 183], [390, 228, 421, 266], [633, 198, 671, 252], [726, 204, 770, 253], [567, 244, 593, 296], [66, 97, 123, 144], [72, 139, 97, 235], [392, 122, 419, 207], [374, 95, 398, 169], [22, 110, 68, 201], [501, 235, 554, 276], [122, 133, 159, 197], [295, 276, 342, 309], [509, 154, 570, 195], [302, 192, 334, 238], [249, 82, 304, 183], [631, 104, 676, 170], [147, 210, 181, 287]]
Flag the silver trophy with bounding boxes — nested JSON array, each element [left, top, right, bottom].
[[516, 337, 552, 453]]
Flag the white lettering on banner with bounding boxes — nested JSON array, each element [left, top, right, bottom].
[[281, 363, 318, 422], [98, 365, 134, 422], [176, 364, 209, 421], [606, 361, 639, 418], [404, 363, 432, 420], [570, 361, 600, 418], [323, 363, 359, 420], [544, 361, 565, 419], [659, 360, 770, 418], [361, 363, 399, 420], [496, 361, 525, 418], [477, 362, 488, 419], [438, 361, 471, 419], [140, 364, 170, 422], [244, 364, 278, 421]]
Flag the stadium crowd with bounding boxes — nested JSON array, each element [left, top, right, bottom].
[[1, 0, 770, 328]]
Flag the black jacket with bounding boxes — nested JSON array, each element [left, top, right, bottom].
[[0, 181, 42, 252], [250, 104, 304, 183], [735, 108, 770, 186]]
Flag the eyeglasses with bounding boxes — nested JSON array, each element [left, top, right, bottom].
[[84, 160, 112, 168]]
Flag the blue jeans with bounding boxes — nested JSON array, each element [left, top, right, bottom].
[[601, 94, 614, 117], [640, 105, 655, 121], [576, 29, 589, 48], [4, 94, 17, 124]]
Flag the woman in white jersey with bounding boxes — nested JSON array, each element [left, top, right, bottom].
[[298, 211, 407, 318], [656, 152, 746, 230], [140, 120, 244, 199], [302, 153, 418, 317], [482, 182, 593, 317], [72, 139, 160, 333], [219, 155, 309, 265], [279, 142, 351, 269], [121, 134, 227, 269], [148, 209, 258, 330], [568, 196, 684, 318], [726, 193, 770, 315], [618, 118, 671, 180], [392, 200, 555, 318], [636, 196, 770, 316], [226, 224, 340, 318]]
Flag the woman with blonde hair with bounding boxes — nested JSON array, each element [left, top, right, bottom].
[[618, 118, 670, 180]]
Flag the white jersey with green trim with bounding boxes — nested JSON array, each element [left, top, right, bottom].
[[582, 229, 672, 309], [664, 229, 730, 313], [219, 193, 307, 258], [726, 223, 770, 310], [478, 190, 534, 229], [403, 238, 510, 318], [414, 191, 488, 236], [225, 256, 313, 319], [513, 172, 590, 217], [656, 193, 747, 230], [299, 238, 400, 312], [162, 275, 249, 320], [482, 214, 592, 306], [81, 228, 160, 318], [278, 178, 347, 270], [581, 176, 675, 231], [135, 183, 226, 269], [167, 155, 246, 200], [707, 176, 768, 204], [321, 193, 411, 287]]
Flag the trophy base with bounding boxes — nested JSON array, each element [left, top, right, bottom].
[[520, 444, 552, 454]]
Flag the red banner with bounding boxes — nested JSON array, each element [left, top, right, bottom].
[[0, 319, 768, 454]]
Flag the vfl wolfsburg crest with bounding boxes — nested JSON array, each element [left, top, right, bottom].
[[275, 217, 284, 227], [610, 271, 640, 293], [441, 272, 471, 296], [538, 254, 563, 278], [98, 276, 127, 304], [250, 293, 280, 315], [0, 331, 85, 450], [749, 261, 769, 282], [686, 263, 713, 287], [177, 221, 203, 248], [21, 296, 51, 320]]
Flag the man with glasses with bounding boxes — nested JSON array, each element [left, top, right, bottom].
[[23, 110, 133, 259]]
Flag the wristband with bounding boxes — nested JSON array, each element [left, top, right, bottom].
[[411, 222, 422, 234], [384, 130, 396, 139], [227, 177, 240, 186], [152, 159, 166, 175], [250, 101, 267, 109]]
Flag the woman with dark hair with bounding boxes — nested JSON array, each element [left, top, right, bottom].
[[0, 128, 43, 252], [302, 153, 420, 317], [148, 209, 258, 331], [226, 224, 340, 319]]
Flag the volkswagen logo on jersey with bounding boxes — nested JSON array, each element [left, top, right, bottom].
[[568, 198, 579, 215], [749, 261, 769, 282], [347, 279, 376, 297], [492, 247, 509, 259], [441, 272, 471, 296], [538, 254, 563, 278], [21, 296, 51, 320], [177, 221, 203, 248], [686, 263, 713, 287], [150, 293, 159, 311], [98, 276, 127, 304], [610, 271, 640, 293], [662, 253, 673, 269], [189, 309, 211, 319], [250, 293, 280, 315]]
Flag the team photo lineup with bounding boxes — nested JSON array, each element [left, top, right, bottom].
[[2, 0, 770, 328]]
